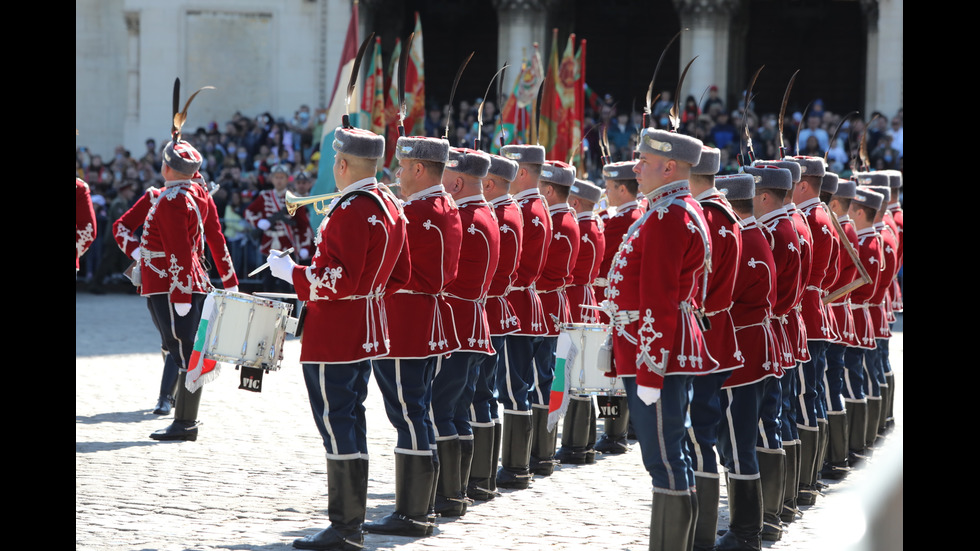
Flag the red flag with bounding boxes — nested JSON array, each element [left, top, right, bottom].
[[404, 12, 426, 136], [538, 29, 560, 155]]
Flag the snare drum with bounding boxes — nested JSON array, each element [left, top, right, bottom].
[[202, 290, 295, 370], [560, 322, 622, 394]]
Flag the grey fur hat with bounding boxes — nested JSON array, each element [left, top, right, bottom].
[[834, 180, 857, 199], [446, 147, 490, 178], [332, 127, 385, 159], [821, 172, 839, 195], [789, 155, 827, 178], [885, 169, 903, 189], [691, 146, 721, 175], [487, 153, 519, 182], [715, 173, 755, 200], [853, 187, 884, 211], [602, 161, 638, 181], [864, 185, 891, 204], [539, 160, 576, 187], [570, 178, 602, 203], [163, 140, 203, 175], [743, 165, 793, 191], [753, 159, 801, 183], [854, 172, 889, 188], [637, 128, 703, 165], [500, 144, 546, 164], [395, 136, 450, 163]]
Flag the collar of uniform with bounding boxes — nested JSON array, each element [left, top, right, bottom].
[[576, 210, 596, 221], [513, 188, 544, 202], [490, 193, 515, 207], [874, 221, 885, 231], [644, 180, 690, 207], [737, 215, 757, 229], [785, 202, 800, 214], [614, 200, 638, 214], [857, 226, 876, 238], [548, 202, 572, 214], [758, 206, 788, 226], [164, 178, 195, 188], [888, 200, 901, 210], [695, 188, 722, 201], [797, 197, 821, 211], [455, 194, 487, 208], [837, 213, 852, 224], [406, 183, 446, 203], [343, 177, 378, 195]]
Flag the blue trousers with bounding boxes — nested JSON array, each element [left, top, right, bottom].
[[686, 370, 730, 475], [798, 341, 829, 428], [496, 335, 534, 412], [530, 335, 557, 407], [623, 375, 696, 492], [431, 351, 485, 439], [757, 376, 783, 451], [824, 343, 847, 412], [780, 367, 799, 442], [471, 336, 505, 425], [718, 381, 765, 476], [843, 346, 868, 401], [372, 357, 436, 454], [302, 361, 371, 458]]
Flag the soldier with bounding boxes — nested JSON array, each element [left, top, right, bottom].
[[362, 135, 463, 537], [593, 160, 642, 455], [882, 170, 903, 431], [821, 178, 859, 479], [141, 138, 239, 441], [555, 177, 605, 465], [76, 178, 97, 272], [468, 153, 522, 500], [840, 185, 884, 466], [529, 160, 580, 476], [266, 126, 409, 551], [245, 164, 313, 289], [430, 147, 499, 518], [788, 155, 840, 507], [713, 173, 781, 551], [607, 128, 716, 550], [495, 144, 551, 491], [686, 147, 744, 550], [744, 164, 799, 542]]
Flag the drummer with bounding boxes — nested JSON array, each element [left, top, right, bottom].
[[555, 178, 606, 465], [266, 126, 409, 550]]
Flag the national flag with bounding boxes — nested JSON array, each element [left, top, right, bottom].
[[492, 44, 545, 152], [311, 2, 359, 227], [547, 330, 579, 431], [404, 12, 426, 137], [383, 38, 402, 170], [187, 294, 221, 393], [538, 29, 560, 155], [551, 32, 579, 165], [360, 36, 385, 136], [572, 38, 586, 172]]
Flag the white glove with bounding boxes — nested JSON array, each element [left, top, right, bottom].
[[637, 385, 661, 406], [174, 302, 192, 317], [257, 219, 272, 231], [226, 285, 239, 293], [131, 247, 141, 261], [299, 247, 310, 260], [268, 249, 296, 283], [599, 299, 617, 317]]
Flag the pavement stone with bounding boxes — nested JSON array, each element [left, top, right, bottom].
[[77, 292, 902, 550]]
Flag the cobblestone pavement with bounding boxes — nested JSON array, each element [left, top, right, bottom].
[[76, 292, 902, 551]]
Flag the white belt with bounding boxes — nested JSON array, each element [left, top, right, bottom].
[[536, 285, 566, 295]]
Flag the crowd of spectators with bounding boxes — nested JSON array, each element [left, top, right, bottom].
[[76, 91, 903, 290]]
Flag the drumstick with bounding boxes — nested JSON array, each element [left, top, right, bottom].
[[248, 247, 295, 278]]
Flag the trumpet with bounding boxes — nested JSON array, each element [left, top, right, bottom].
[[284, 183, 401, 216]]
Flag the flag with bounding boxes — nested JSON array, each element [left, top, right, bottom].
[[187, 294, 220, 393], [538, 29, 560, 154], [492, 44, 544, 152], [383, 38, 402, 170], [573, 39, 586, 173], [404, 12, 426, 137], [547, 330, 579, 431], [360, 36, 385, 136], [493, 60, 524, 152], [551, 32, 579, 165], [311, 2, 359, 227]]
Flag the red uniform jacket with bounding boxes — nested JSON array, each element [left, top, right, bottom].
[[76, 179, 97, 270], [724, 217, 782, 388], [870, 222, 899, 339], [537, 203, 580, 336], [443, 195, 500, 353], [697, 190, 744, 373], [607, 182, 717, 389], [506, 188, 551, 336], [759, 208, 802, 369], [245, 188, 313, 259], [788, 205, 813, 362], [598, 201, 641, 282], [292, 179, 409, 363], [486, 194, 523, 335], [798, 198, 840, 342], [566, 211, 605, 323], [826, 216, 861, 347], [137, 179, 238, 303], [113, 187, 159, 258], [384, 184, 463, 358], [849, 226, 883, 349]]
